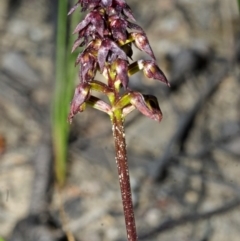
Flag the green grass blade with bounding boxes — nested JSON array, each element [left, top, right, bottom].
[[52, 0, 80, 187], [52, 0, 68, 187]]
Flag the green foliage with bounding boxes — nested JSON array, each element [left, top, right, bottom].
[[52, 0, 80, 186]]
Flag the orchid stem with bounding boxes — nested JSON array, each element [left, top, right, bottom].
[[111, 112, 137, 241]]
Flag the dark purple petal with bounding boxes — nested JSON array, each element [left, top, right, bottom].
[[131, 32, 156, 59], [115, 59, 129, 88], [98, 42, 110, 71], [73, 16, 91, 34], [123, 4, 135, 21], [81, 0, 101, 11], [68, 3, 80, 15], [86, 38, 102, 52], [109, 40, 127, 60], [130, 92, 162, 122], [113, 0, 126, 7], [72, 38, 84, 53], [110, 17, 128, 42], [127, 22, 143, 32], [79, 51, 97, 82], [75, 39, 101, 67], [68, 82, 90, 123], [73, 11, 104, 37], [101, 0, 112, 6], [143, 94, 163, 121], [98, 38, 127, 72], [139, 60, 170, 86], [112, 0, 126, 13], [89, 11, 105, 37]]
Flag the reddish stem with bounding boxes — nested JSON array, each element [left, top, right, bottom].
[[111, 115, 137, 241]]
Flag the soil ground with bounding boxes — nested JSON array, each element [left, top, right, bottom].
[[0, 0, 240, 241]]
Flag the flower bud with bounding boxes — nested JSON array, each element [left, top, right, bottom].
[[68, 1, 101, 13], [73, 10, 104, 37], [138, 60, 170, 86], [98, 38, 127, 72], [68, 83, 91, 123], [115, 59, 129, 88], [77, 51, 97, 82], [131, 32, 155, 59], [130, 92, 162, 122], [109, 15, 128, 42]]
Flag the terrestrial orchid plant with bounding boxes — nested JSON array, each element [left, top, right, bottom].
[[68, 0, 169, 240]]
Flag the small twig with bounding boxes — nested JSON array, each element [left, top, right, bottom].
[[57, 187, 76, 241]]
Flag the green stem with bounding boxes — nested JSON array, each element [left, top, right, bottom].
[[111, 112, 138, 241]]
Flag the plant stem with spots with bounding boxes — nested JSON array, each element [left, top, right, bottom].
[[112, 113, 137, 241]]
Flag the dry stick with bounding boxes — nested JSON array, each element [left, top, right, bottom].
[[112, 115, 137, 241], [57, 187, 76, 241]]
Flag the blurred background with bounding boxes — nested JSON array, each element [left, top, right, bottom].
[[0, 0, 240, 241]]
